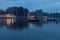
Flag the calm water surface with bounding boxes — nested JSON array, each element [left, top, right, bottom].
[[0, 18, 60, 40]]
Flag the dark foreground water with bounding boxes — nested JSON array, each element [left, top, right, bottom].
[[0, 18, 60, 40]]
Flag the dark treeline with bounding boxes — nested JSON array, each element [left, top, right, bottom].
[[0, 7, 60, 18], [6, 7, 29, 16], [0, 7, 29, 17]]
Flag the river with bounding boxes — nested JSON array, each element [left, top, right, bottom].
[[0, 18, 60, 40]]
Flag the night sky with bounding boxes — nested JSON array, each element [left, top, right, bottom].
[[0, 0, 60, 12]]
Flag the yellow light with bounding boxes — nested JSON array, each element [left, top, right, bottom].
[[6, 18, 11, 26]]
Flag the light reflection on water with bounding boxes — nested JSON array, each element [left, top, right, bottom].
[[0, 18, 60, 40]]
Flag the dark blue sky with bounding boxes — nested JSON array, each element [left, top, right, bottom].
[[0, 0, 60, 12]]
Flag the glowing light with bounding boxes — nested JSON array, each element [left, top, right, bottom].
[[28, 15, 35, 20], [11, 19, 15, 24], [6, 19, 11, 26]]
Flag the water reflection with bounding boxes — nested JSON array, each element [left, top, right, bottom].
[[47, 21, 60, 24], [28, 22, 43, 28], [0, 18, 60, 30], [6, 18, 28, 30]]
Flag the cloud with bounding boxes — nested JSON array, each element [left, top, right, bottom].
[[48, 2, 60, 6], [0, 0, 60, 12]]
